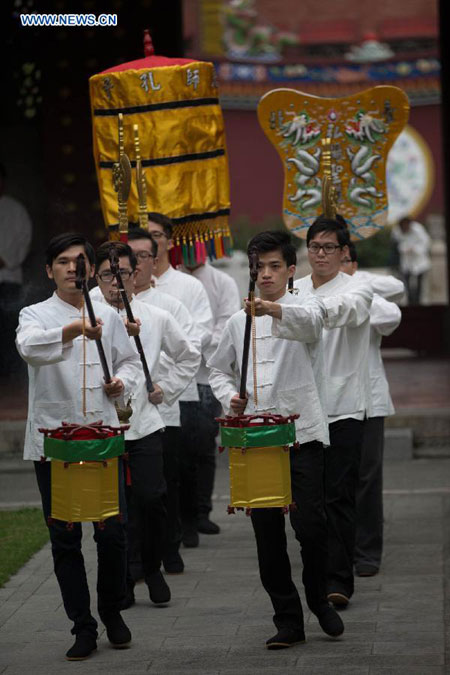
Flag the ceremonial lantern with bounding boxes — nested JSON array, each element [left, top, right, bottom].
[[257, 86, 410, 240], [218, 414, 299, 511], [39, 422, 128, 524], [89, 32, 232, 264]]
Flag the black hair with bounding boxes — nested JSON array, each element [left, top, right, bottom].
[[147, 212, 173, 238], [95, 241, 137, 271], [45, 232, 95, 267], [0, 163, 6, 181], [128, 228, 158, 257], [306, 215, 350, 248], [348, 241, 357, 263], [247, 230, 297, 267]]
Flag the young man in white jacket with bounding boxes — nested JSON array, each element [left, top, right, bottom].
[[16, 233, 141, 661], [125, 228, 202, 574], [94, 241, 200, 606], [208, 231, 344, 650], [341, 243, 403, 576], [135, 215, 214, 550], [290, 218, 373, 608], [180, 260, 241, 536]]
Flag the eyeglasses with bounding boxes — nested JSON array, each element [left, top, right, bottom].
[[148, 231, 166, 240], [97, 269, 134, 283], [135, 251, 155, 260], [308, 243, 342, 255]]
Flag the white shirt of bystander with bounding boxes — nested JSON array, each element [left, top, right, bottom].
[[0, 195, 32, 284]]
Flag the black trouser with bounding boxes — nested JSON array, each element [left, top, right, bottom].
[[250, 441, 328, 632], [403, 271, 424, 305], [179, 387, 221, 526], [325, 418, 364, 598], [354, 416, 384, 571], [197, 384, 222, 515], [34, 460, 127, 639], [162, 426, 183, 556], [125, 431, 167, 581]]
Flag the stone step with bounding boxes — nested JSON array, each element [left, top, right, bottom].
[[384, 428, 413, 460], [0, 420, 26, 460], [386, 408, 450, 451]]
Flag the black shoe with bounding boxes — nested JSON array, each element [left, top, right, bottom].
[[65, 634, 97, 661], [327, 592, 349, 609], [355, 564, 379, 577], [120, 582, 135, 610], [163, 551, 185, 574], [102, 613, 132, 648], [315, 605, 345, 637], [129, 562, 144, 583], [197, 515, 220, 534], [146, 570, 171, 606], [266, 627, 305, 650], [182, 524, 199, 548]]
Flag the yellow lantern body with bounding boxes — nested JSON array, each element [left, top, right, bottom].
[[229, 445, 292, 509], [51, 458, 119, 523]]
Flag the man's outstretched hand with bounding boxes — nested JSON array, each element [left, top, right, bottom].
[[244, 298, 282, 319]]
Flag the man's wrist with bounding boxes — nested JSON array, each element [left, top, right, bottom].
[[268, 302, 282, 320], [62, 322, 81, 344]]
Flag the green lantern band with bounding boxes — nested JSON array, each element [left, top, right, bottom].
[[44, 435, 125, 462], [220, 423, 296, 449]]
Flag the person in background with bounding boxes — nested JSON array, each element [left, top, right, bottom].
[[341, 242, 403, 577], [391, 216, 430, 304], [0, 162, 32, 375], [93, 241, 200, 608], [144, 213, 213, 549], [293, 217, 373, 609], [180, 259, 241, 535], [125, 228, 201, 575]]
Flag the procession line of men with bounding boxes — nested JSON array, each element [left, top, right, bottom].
[[16, 213, 402, 659]]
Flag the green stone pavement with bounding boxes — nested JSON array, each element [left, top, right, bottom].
[[1, 453, 450, 674]]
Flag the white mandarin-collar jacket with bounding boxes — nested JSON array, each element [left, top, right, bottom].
[[89, 292, 201, 439], [135, 286, 200, 424], [153, 265, 213, 352], [354, 271, 403, 417], [92, 284, 199, 425], [291, 272, 373, 423], [16, 292, 141, 461], [180, 263, 241, 385], [208, 292, 330, 447]]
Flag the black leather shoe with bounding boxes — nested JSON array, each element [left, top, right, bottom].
[[197, 515, 220, 534], [146, 570, 171, 605], [266, 627, 305, 650], [355, 564, 379, 577], [65, 634, 97, 661], [163, 551, 185, 574], [315, 605, 345, 637], [120, 582, 135, 610], [102, 613, 132, 648], [327, 591, 349, 609], [182, 525, 199, 548]]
